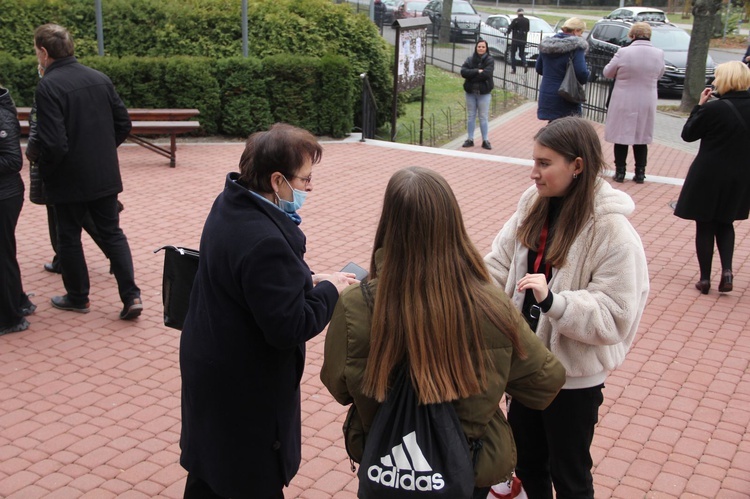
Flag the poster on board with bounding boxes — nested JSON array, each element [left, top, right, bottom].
[[396, 27, 427, 93]]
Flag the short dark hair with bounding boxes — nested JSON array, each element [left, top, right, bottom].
[[238, 123, 322, 193], [34, 24, 75, 59]]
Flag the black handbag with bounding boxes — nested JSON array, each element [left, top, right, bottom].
[[28, 161, 47, 205], [558, 53, 586, 104], [154, 245, 199, 330]]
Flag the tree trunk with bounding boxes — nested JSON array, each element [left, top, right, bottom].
[[438, 0, 454, 44], [679, 0, 722, 112]]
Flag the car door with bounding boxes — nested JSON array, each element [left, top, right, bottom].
[[487, 16, 510, 55]]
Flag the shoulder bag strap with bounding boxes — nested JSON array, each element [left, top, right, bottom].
[[723, 99, 750, 135]]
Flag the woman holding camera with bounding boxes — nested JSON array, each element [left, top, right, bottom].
[[674, 61, 750, 294]]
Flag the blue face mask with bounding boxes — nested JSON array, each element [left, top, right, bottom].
[[276, 177, 307, 214]]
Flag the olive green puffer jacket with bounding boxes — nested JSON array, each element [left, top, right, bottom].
[[321, 255, 566, 487]]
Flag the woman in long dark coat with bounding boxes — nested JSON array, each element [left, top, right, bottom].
[[179, 123, 356, 498], [674, 61, 750, 294]]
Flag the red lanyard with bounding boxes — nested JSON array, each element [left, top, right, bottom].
[[533, 219, 551, 279]]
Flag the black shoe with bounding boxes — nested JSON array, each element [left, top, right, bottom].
[[482, 140, 492, 150], [0, 318, 30, 336], [462, 139, 474, 148], [51, 295, 90, 313], [695, 280, 710, 295], [634, 167, 646, 184], [718, 270, 733, 292], [613, 171, 625, 183], [44, 262, 62, 274], [120, 297, 143, 320], [510, 70, 516, 74], [21, 294, 36, 316]]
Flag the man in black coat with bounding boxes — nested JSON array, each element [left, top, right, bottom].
[[32, 23, 142, 320], [509, 8, 530, 73]]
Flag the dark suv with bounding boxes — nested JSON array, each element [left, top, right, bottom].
[[423, 0, 481, 42], [586, 19, 715, 94]]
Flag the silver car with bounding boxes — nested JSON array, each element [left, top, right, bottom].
[[479, 14, 555, 63]]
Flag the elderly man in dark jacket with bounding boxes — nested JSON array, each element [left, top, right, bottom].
[[32, 23, 142, 320], [0, 86, 36, 335]]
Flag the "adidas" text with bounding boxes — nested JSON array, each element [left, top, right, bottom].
[[367, 466, 445, 491]]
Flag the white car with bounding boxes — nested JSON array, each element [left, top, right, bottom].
[[604, 7, 669, 23], [479, 14, 555, 64]]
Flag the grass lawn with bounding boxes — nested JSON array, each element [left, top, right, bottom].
[[382, 65, 525, 146]]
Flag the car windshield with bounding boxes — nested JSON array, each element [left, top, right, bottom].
[[635, 12, 666, 22], [529, 18, 554, 33], [405, 1, 425, 10], [651, 28, 690, 51], [452, 2, 477, 14]]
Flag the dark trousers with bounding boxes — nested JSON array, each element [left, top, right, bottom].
[[184, 473, 284, 499], [508, 385, 604, 499], [47, 205, 110, 267], [54, 194, 139, 305], [0, 195, 25, 329], [613, 144, 647, 169], [510, 41, 527, 71]]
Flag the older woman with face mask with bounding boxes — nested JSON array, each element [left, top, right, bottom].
[[179, 123, 357, 499]]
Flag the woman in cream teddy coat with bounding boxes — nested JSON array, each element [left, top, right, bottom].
[[485, 117, 649, 499]]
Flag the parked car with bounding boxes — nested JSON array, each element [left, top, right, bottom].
[[423, 0, 481, 42], [394, 0, 429, 22], [586, 19, 715, 94], [383, 0, 399, 25], [479, 14, 555, 63], [604, 7, 669, 23]]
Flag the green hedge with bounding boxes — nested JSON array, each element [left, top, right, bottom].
[[0, 54, 354, 137], [0, 0, 392, 130]]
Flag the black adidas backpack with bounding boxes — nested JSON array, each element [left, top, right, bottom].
[[357, 364, 475, 498]]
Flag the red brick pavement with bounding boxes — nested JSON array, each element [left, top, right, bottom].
[[2, 109, 749, 497]]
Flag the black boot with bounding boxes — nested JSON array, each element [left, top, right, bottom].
[[634, 166, 646, 184], [613, 166, 625, 183]]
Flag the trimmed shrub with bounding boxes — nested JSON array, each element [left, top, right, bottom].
[[215, 57, 273, 136]]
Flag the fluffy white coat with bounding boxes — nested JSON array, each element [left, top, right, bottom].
[[485, 179, 650, 389]]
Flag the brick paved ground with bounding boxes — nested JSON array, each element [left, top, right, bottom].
[[2, 106, 749, 498]]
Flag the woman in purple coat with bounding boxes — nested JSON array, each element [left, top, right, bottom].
[[603, 22, 664, 184]]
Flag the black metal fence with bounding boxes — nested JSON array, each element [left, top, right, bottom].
[[359, 74, 379, 140]]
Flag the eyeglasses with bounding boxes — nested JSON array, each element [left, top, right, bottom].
[[291, 174, 312, 186]]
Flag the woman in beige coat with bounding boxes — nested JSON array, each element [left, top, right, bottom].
[[485, 117, 649, 498], [321, 167, 565, 498], [603, 22, 664, 183]]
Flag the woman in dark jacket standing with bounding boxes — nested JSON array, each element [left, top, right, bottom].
[[461, 39, 495, 150], [536, 18, 589, 122], [674, 61, 750, 295], [179, 124, 357, 498], [0, 86, 35, 335]]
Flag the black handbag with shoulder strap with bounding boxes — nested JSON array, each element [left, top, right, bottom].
[[154, 245, 199, 330]]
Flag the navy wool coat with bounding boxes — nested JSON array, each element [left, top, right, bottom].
[[674, 91, 750, 223], [535, 34, 589, 121], [180, 173, 339, 498]]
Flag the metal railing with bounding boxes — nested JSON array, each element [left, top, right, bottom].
[[358, 73, 379, 141]]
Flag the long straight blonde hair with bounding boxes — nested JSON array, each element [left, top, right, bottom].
[[363, 167, 525, 404]]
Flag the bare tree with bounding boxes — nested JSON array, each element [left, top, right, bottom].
[[679, 0, 722, 111], [438, 0, 454, 44]]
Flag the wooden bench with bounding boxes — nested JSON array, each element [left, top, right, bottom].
[[17, 107, 201, 168]]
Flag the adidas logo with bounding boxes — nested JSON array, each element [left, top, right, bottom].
[[366, 431, 446, 491]]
